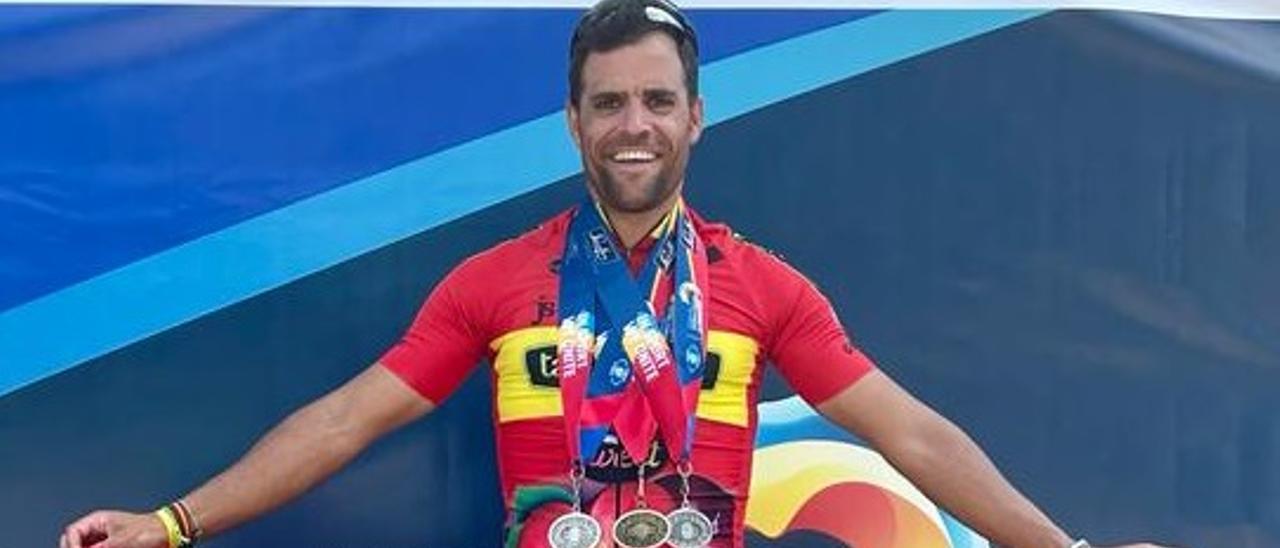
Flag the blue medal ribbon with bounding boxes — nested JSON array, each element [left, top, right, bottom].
[[557, 196, 708, 469]]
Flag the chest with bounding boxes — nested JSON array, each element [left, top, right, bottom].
[[483, 261, 768, 429]]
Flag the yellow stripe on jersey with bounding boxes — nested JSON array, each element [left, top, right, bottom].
[[489, 326, 561, 423], [699, 331, 759, 428], [489, 327, 760, 426]]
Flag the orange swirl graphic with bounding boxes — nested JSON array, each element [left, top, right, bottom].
[[747, 440, 951, 548]]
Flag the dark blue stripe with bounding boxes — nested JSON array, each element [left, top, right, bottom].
[[0, 6, 875, 312]]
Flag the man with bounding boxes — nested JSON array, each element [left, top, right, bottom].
[[61, 1, 1170, 547]]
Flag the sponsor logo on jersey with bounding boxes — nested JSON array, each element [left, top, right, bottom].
[[701, 352, 721, 390], [525, 345, 559, 387], [585, 435, 669, 483]]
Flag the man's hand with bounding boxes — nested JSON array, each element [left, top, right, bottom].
[[60, 510, 167, 548]]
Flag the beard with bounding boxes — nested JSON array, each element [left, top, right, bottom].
[[589, 166, 681, 214], [586, 132, 684, 214]]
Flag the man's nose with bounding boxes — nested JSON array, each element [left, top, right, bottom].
[[619, 101, 651, 135]]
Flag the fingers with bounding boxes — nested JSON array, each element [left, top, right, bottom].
[[63, 516, 90, 548], [62, 511, 109, 548], [62, 524, 81, 548]]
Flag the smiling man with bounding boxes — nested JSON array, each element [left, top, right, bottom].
[[62, 2, 1173, 548]]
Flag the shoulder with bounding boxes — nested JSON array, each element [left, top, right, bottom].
[[449, 208, 573, 281], [689, 207, 802, 281]]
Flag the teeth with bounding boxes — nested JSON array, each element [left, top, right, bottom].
[[612, 150, 656, 162]]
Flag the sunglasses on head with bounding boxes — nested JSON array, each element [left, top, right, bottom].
[[571, 0, 699, 54]]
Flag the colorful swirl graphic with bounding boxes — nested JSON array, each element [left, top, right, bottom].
[[748, 396, 989, 548]]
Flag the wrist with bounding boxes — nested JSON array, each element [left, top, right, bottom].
[[172, 499, 205, 543], [152, 507, 190, 548], [153, 500, 202, 548], [1033, 523, 1074, 548]]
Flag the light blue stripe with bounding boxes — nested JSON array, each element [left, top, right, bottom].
[[702, 10, 1045, 123], [0, 9, 1045, 398]]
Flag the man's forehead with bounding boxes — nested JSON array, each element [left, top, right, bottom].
[[578, 34, 686, 95], [584, 82, 681, 97]]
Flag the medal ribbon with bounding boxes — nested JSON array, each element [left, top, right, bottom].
[[557, 196, 708, 469]]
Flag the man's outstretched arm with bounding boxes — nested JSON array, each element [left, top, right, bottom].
[[817, 369, 1167, 548], [61, 363, 433, 548]]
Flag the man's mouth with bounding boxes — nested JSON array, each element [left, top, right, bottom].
[[610, 149, 659, 163]]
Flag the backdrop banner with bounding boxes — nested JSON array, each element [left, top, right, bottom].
[[2, 5, 1277, 547]]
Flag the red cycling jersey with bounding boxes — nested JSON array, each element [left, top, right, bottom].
[[380, 205, 875, 547]]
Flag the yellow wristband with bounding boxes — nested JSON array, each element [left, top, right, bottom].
[[154, 507, 190, 548]]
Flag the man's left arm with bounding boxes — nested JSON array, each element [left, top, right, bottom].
[[752, 249, 1168, 547], [816, 370, 1167, 548]]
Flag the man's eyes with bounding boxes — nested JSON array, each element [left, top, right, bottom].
[[590, 93, 677, 112], [646, 95, 676, 110], [593, 96, 623, 110]]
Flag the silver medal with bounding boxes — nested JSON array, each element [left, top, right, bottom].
[[612, 507, 670, 548], [665, 506, 715, 548], [548, 511, 602, 548]]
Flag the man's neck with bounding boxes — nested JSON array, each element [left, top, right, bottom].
[[598, 196, 681, 250], [589, 186, 683, 249]]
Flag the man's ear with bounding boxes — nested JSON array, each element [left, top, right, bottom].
[[689, 95, 704, 145], [566, 100, 583, 149]]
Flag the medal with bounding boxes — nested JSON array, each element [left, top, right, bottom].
[[665, 507, 714, 548], [664, 460, 715, 547], [613, 508, 670, 548], [613, 463, 670, 548], [551, 309, 602, 548], [547, 465, 602, 548], [548, 511, 602, 548]]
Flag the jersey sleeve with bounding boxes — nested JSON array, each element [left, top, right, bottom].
[[765, 257, 876, 405], [378, 261, 490, 405]]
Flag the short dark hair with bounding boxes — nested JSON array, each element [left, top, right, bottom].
[[568, 0, 699, 107]]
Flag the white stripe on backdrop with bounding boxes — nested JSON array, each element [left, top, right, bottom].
[[1, 0, 1279, 20]]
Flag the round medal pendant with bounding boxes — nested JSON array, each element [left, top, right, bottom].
[[547, 511, 603, 548], [665, 507, 715, 548], [612, 508, 670, 548]]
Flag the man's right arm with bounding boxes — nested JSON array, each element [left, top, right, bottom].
[[61, 363, 434, 548]]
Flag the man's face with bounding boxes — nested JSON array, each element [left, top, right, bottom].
[[568, 32, 703, 214]]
